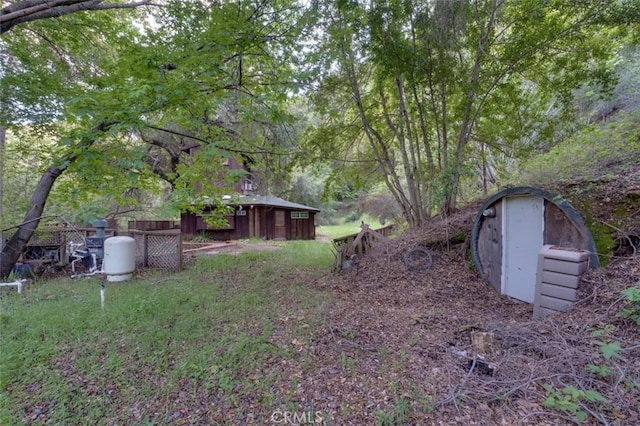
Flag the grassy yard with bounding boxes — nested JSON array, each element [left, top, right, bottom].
[[316, 216, 390, 241], [3, 232, 638, 425], [0, 241, 335, 425]]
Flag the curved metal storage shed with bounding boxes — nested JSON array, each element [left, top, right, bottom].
[[471, 186, 598, 303]]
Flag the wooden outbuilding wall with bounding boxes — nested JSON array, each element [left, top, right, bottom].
[[181, 206, 317, 241]]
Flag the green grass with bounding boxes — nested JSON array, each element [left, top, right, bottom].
[[317, 215, 390, 240], [0, 241, 334, 425]]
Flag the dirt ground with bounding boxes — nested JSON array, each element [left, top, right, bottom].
[[182, 240, 283, 259], [274, 200, 640, 424], [178, 178, 640, 424]]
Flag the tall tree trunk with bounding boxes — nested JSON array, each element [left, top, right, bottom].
[[0, 125, 5, 225], [378, 80, 422, 227], [339, 39, 415, 225], [411, 81, 435, 215], [442, 0, 498, 214], [395, 74, 425, 225], [0, 121, 112, 278], [0, 165, 65, 278]]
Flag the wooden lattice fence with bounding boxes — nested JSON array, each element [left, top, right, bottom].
[[28, 227, 116, 246], [129, 230, 183, 271], [4, 226, 182, 272]]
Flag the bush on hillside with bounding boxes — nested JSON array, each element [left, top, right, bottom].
[[519, 110, 640, 187]]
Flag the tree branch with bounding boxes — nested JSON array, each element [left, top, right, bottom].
[[0, 120, 115, 278], [1, 0, 156, 34], [143, 124, 291, 157]]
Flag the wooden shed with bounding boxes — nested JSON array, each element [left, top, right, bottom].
[[181, 194, 320, 241], [471, 186, 598, 303]]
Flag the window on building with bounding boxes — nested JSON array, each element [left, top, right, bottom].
[[291, 211, 309, 219]]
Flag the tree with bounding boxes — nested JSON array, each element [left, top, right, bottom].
[[0, 0, 310, 278], [0, 125, 5, 223], [0, 0, 153, 34], [302, 0, 626, 225]]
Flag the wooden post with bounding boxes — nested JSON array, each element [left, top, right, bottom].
[[176, 233, 183, 271], [143, 232, 149, 268]]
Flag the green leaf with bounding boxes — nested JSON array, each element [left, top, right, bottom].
[[542, 395, 558, 408], [542, 383, 555, 394], [594, 340, 623, 360], [575, 411, 588, 423], [584, 390, 608, 403], [586, 364, 612, 378], [562, 386, 582, 399], [622, 287, 640, 302]]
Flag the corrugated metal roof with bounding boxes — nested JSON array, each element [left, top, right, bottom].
[[224, 194, 320, 212]]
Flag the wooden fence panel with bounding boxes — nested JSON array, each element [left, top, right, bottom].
[[8, 227, 182, 272], [331, 224, 393, 271], [128, 220, 177, 232], [129, 230, 183, 271]]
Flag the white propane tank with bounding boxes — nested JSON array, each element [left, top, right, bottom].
[[103, 236, 136, 282]]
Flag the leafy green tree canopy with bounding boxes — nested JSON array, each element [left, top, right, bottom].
[[300, 0, 631, 225], [0, 0, 312, 277]]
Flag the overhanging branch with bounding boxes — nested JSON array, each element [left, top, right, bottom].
[[1, 0, 157, 34], [144, 124, 292, 157]]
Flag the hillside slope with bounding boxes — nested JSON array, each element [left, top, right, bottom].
[[319, 199, 639, 423]]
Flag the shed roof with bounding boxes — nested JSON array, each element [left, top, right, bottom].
[[224, 194, 320, 212]]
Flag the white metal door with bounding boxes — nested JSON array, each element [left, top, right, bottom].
[[502, 195, 544, 303]]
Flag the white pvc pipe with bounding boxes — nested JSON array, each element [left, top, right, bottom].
[[0, 280, 23, 293]]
